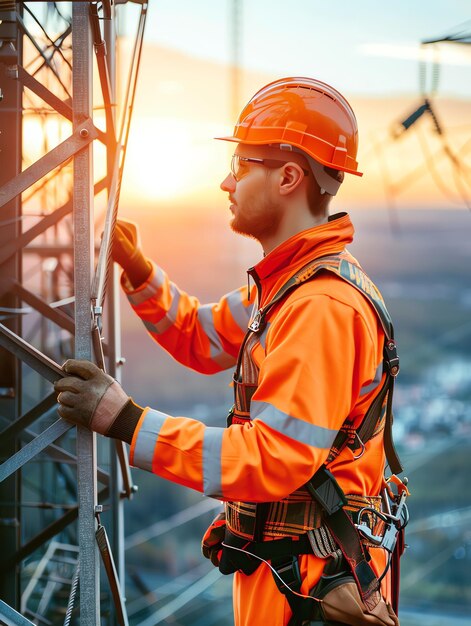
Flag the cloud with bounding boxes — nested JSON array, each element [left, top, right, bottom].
[[359, 42, 471, 66]]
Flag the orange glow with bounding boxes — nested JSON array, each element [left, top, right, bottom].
[[20, 40, 471, 213], [120, 117, 230, 205]]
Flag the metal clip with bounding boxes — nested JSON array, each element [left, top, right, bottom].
[[352, 432, 365, 459], [384, 340, 400, 376], [355, 479, 409, 553], [249, 310, 262, 332]]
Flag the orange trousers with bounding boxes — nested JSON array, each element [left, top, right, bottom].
[[232, 548, 391, 626]]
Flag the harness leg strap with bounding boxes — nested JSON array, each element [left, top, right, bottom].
[[325, 508, 379, 604], [271, 555, 319, 626]]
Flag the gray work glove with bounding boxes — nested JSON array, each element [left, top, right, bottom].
[[54, 359, 129, 435]]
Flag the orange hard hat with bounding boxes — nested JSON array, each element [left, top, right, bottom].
[[216, 77, 362, 176]]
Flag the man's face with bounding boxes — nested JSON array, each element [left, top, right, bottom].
[[220, 144, 283, 242]]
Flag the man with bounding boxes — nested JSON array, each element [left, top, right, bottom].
[[55, 77, 405, 626]]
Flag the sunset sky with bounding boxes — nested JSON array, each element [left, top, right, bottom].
[[20, 2, 471, 215], [134, 0, 471, 98], [115, 1, 471, 212]]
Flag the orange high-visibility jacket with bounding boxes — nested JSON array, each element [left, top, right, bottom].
[[123, 212, 392, 623]]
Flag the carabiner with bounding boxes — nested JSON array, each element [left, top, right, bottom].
[[352, 433, 365, 459]]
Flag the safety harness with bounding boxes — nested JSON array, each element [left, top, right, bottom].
[[220, 251, 408, 625]]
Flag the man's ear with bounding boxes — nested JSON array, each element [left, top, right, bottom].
[[279, 163, 306, 196]]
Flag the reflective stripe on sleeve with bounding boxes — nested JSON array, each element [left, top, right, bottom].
[[141, 283, 181, 335], [202, 426, 224, 498], [225, 288, 253, 333], [127, 265, 166, 306], [359, 362, 383, 397], [251, 400, 338, 449], [132, 408, 169, 472], [197, 305, 234, 367]]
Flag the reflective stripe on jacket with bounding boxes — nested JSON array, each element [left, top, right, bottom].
[[122, 213, 388, 507]]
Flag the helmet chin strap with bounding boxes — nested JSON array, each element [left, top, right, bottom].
[[277, 144, 342, 197]]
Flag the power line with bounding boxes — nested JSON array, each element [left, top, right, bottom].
[[136, 568, 222, 626], [125, 498, 222, 550]]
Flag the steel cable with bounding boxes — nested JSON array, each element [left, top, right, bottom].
[[416, 125, 471, 209], [63, 563, 80, 626], [91, 2, 148, 311]]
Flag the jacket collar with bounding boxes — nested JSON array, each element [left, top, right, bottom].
[[249, 212, 355, 303]]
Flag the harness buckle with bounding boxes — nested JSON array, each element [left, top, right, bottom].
[[384, 340, 400, 377], [249, 310, 262, 332], [306, 467, 347, 516]]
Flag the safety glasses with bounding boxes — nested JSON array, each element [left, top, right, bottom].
[[230, 154, 309, 182]]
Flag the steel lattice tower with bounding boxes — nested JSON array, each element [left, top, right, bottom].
[[0, 2, 147, 624]]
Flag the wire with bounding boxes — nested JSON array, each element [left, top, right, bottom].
[[136, 568, 222, 626], [419, 44, 440, 98], [126, 563, 209, 616], [416, 125, 471, 208], [91, 1, 148, 309], [370, 134, 401, 234], [0, 295, 75, 319], [220, 542, 320, 604], [125, 498, 221, 550], [24, 4, 72, 72]]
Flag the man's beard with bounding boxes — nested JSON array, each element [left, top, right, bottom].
[[230, 199, 281, 242]]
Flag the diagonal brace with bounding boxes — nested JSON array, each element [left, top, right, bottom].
[[0, 117, 98, 209], [16, 64, 73, 121], [0, 177, 107, 269], [0, 601, 35, 626], [12, 282, 75, 334], [0, 418, 72, 483], [0, 322, 65, 383]]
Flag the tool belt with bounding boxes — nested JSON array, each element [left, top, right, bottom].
[[225, 492, 383, 544], [211, 469, 407, 626]]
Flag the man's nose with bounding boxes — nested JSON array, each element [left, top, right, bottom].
[[220, 172, 236, 192]]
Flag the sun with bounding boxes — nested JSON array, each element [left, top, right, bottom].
[[122, 117, 201, 201]]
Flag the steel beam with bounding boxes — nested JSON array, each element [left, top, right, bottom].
[[12, 283, 75, 334], [18, 15, 72, 98], [0, 487, 110, 577], [0, 6, 22, 606], [0, 392, 57, 447], [0, 418, 72, 484], [103, 5, 129, 601], [0, 322, 64, 383], [17, 63, 73, 121], [0, 116, 98, 209], [0, 199, 72, 268], [72, 4, 100, 624], [0, 4, 132, 621], [0, 601, 35, 626]]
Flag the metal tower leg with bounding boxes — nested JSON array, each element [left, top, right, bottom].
[[0, 3, 146, 623], [72, 4, 100, 624], [0, 2, 22, 607]]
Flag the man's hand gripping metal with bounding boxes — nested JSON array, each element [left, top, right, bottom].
[[54, 359, 129, 436]]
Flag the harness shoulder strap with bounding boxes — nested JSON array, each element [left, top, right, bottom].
[[248, 251, 402, 474]]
